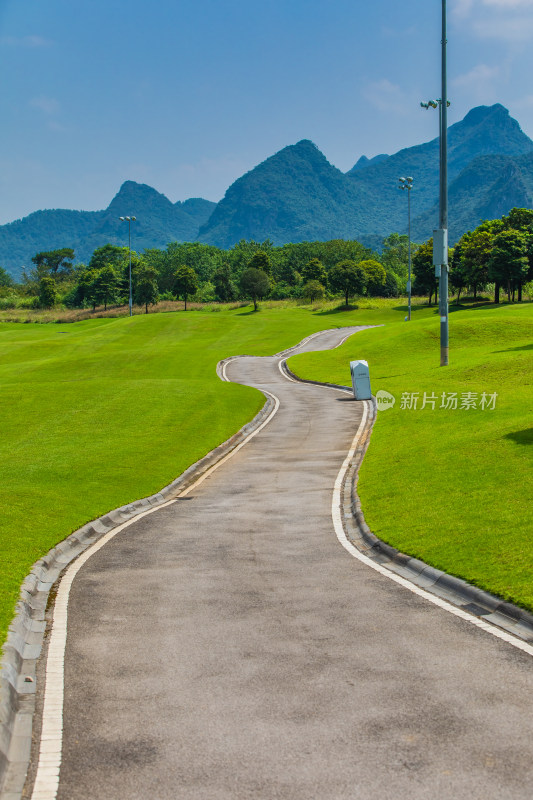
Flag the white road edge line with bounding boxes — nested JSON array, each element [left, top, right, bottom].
[[277, 346, 533, 657], [30, 377, 281, 800], [331, 400, 533, 659], [278, 359, 297, 382]]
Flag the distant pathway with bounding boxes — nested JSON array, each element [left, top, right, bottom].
[[27, 327, 533, 800]]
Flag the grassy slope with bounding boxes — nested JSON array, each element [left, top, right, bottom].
[[289, 303, 533, 610], [0, 300, 416, 646]]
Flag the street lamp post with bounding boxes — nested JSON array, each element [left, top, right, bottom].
[[398, 176, 413, 321], [420, 0, 449, 366], [119, 215, 136, 317]]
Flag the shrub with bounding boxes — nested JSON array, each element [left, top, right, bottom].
[[302, 280, 325, 302], [0, 295, 19, 310]]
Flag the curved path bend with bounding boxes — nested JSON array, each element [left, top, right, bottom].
[[27, 328, 532, 800]]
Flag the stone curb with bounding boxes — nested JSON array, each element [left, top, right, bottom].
[[0, 328, 332, 799], [282, 360, 533, 645]]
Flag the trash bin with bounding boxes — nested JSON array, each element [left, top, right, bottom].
[[350, 360, 372, 400]]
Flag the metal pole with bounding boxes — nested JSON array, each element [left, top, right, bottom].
[[408, 185, 412, 321], [439, 0, 449, 365], [128, 220, 133, 317]]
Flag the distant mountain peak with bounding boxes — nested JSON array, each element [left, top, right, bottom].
[[108, 180, 173, 210], [462, 103, 509, 127], [348, 154, 389, 173]]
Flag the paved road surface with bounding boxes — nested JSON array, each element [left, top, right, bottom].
[[29, 328, 533, 799]]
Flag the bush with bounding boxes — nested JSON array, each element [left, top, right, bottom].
[[302, 280, 325, 302], [0, 295, 19, 310], [38, 276, 57, 309], [194, 281, 216, 303], [270, 281, 296, 300], [17, 296, 41, 309]]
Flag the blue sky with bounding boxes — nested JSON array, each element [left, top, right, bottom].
[[1, 0, 533, 224]]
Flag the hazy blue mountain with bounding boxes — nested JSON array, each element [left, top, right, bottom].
[[198, 140, 365, 248], [178, 198, 217, 226], [341, 103, 533, 242], [413, 151, 533, 242], [0, 182, 216, 278], [198, 104, 533, 249], [0, 210, 104, 279], [348, 154, 389, 173]]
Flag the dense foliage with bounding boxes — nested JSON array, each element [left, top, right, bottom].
[[3, 203, 533, 312]]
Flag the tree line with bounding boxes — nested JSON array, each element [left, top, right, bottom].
[[0, 235, 410, 311], [1, 210, 532, 311]]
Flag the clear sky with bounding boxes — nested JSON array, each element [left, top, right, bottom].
[[1, 0, 533, 224]]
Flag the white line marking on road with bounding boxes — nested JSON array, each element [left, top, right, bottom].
[[278, 359, 297, 382], [30, 380, 281, 800], [331, 401, 533, 659]]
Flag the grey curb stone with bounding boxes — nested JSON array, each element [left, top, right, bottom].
[[282, 358, 533, 645], [0, 330, 326, 799]]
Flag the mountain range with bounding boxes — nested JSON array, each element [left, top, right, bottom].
[[2, 103, 533, 279]]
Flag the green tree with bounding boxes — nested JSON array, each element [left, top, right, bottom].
[[239, 268, 270, 311], [460, 229, 492, 299], [213, 263, 236, 302], [71, 267, 98, 309], [0, 267, 14, 288], [32, 248, 75, 281], [502, 207, 533, 232], [359, 259, 386, 296], [135, 265, 159, 313], [381, 233, 415, 282], [247, 251, 271, 276], [449, 242, 467, 305], [381, 270, 401, 298], [38, 276, 57, 308], [173, 265, 198, 310], [302, 280, 325, 302], [301, 258, 327, 285], [489, 230, 530, 303], [328, 259, 366, 306], [412, 239, 438, 305], [92, 266, 119, 310], [501, 208, 533, 301], [89, 244, 129, 272]]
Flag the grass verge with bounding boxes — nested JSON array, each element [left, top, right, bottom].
[[288, 302, 533, 611]]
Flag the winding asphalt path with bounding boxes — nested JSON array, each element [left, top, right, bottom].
[[27, 328, 532, 799]]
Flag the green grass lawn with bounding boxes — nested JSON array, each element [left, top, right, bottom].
[[0, 299, 423, 647], [289, 302, 533, 611]]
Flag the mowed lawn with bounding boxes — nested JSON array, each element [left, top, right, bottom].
[[0, 301, 414, 647], [289, 303, 533, 611]]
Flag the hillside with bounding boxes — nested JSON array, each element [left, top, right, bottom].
[[199, 104, 533, 248], [198, 140, 367, 248], [0, 183, 216, 279], [412, 152, 533, 241]]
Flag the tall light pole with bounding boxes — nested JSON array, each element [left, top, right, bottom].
[[398, 176, 413, 321], [420, 0, 450, 365], [119, 215, 136, 317]]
